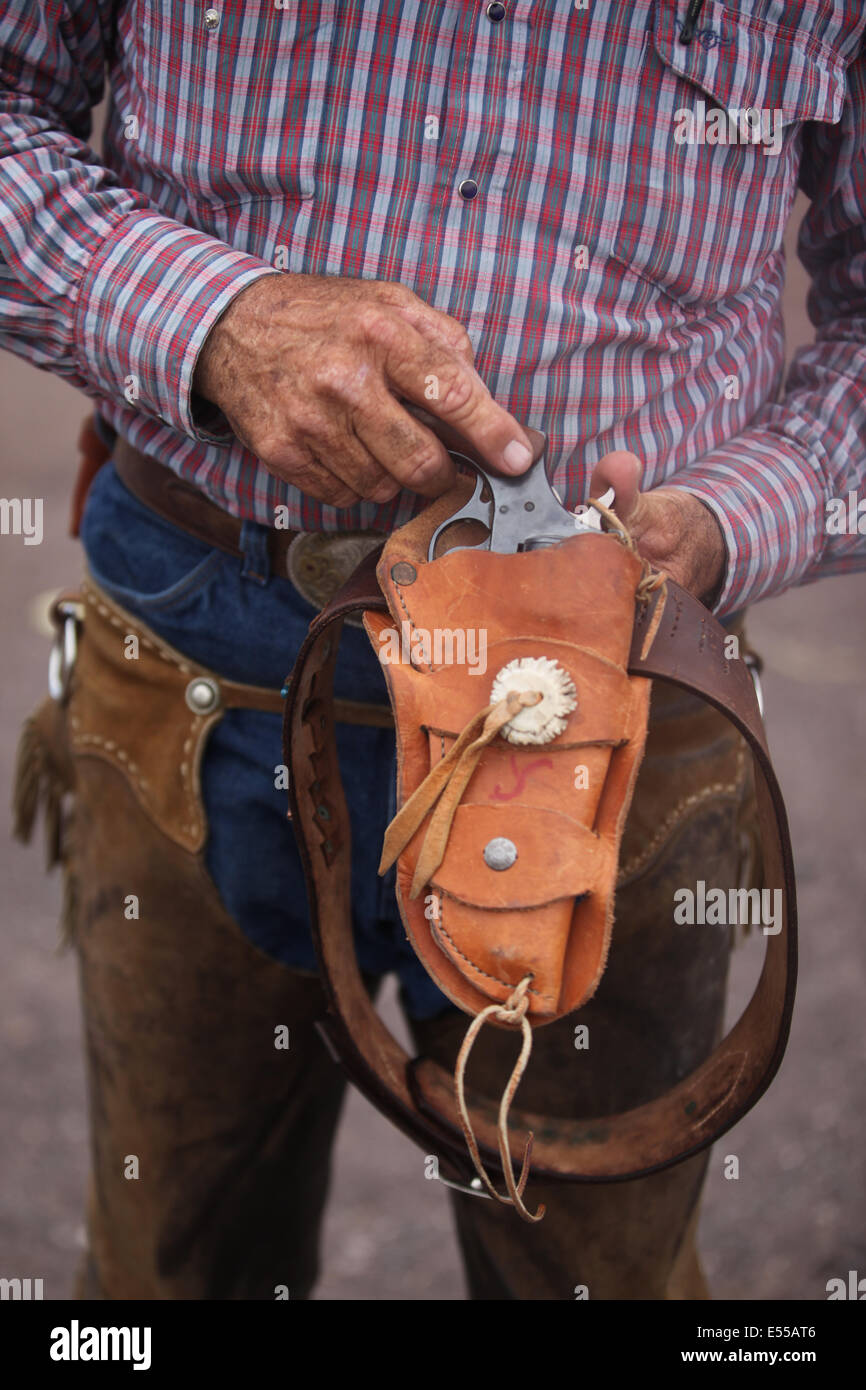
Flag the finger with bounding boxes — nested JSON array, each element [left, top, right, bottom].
[[392, 306, 475, 365], [285, 461, 363, 508], [402, 403, 547, 470], [376, 319, 534, 478], [589, 451, 643, 520], [307, 470, 366, 508], [245, 430, 365, 508], [285, 456, 364, 508], [352, 394, 457, 499], [304, 408, 403, 502], [253, 393, 399, 504], [371, 282, 476, 363]]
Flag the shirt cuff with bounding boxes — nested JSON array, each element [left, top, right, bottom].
[[660, 429, 829, 616], [73, 208, 280, 443]]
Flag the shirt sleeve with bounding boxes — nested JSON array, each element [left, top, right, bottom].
[[662, 39, 866, 616], [0, 1, 279, 443]]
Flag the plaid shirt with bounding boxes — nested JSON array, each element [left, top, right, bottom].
[[1, 1, 866, 614]]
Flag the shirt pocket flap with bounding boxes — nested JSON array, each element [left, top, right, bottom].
[[651, 0, 847, 130]]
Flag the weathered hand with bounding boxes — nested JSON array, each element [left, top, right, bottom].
[[193, 273, 534, 508], [589, 451, 727, 605]]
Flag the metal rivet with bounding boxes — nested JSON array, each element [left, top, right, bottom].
[[390, 561, 417, 585], [185, 677, 220, 714], [204, 9, 220, 31], [487, 2, 507, 21], [458, 178, 479, 200], [483, 837, 518, 871]]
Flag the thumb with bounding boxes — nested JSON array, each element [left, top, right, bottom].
[[589, 451, 643, 522]]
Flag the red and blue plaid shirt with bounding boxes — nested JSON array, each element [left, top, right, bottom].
[[1, 1, 866, 614]]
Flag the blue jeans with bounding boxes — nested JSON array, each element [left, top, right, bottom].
[[79, 461, 450, 1020]]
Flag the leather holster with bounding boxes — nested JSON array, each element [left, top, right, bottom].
[[367, 496, 653, 1025]]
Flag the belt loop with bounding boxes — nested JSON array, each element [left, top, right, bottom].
[[239, 520, 271, 587]]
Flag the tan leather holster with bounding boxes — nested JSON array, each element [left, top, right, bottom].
[[282, 476, 797, 1199]]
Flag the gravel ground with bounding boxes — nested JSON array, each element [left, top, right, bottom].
[[0, 198, 863, 1301]]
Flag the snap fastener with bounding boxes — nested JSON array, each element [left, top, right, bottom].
[[458, 178, 479, 200], [483, 837, 518, 871], [486, 2, 507, 21], [185, 676, 220, 713], [204, 9, 220, 31]]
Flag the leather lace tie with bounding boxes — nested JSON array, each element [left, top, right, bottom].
[[454, 974, 545, 1224], [589, 497, 668, 657]]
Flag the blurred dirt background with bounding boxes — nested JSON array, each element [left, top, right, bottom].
[[0, 195, 864, 1300]]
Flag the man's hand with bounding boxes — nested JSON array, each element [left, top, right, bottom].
[[589, 451, 727, 605], [193, 274, 534, 507]]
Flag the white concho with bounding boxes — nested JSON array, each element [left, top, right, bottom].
[[490, 656, 577, 745]]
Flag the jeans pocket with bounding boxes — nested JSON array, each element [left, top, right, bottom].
[[80, 461, 228, 622]]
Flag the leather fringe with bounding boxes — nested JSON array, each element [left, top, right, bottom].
[[12, 697, 78, 949]]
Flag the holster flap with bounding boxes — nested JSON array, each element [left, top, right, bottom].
[[431, 804, 606, 909]]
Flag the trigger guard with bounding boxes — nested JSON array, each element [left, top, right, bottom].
[[427, 469, 492, 561]]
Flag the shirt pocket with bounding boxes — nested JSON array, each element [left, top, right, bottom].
[[605, 0, 848, 311], [133, 0, 338, 206]]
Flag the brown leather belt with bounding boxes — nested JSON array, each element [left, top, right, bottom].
[[110, 436, 392, 721], [112, 435, 301, 570], [111, 437, 386, 613]]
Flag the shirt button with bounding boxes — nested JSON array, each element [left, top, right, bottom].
[[458, 178, 479, 200], [204, 9, 220, 31], [486, 2, 507, 21]]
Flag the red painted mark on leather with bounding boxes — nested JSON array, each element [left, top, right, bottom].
[[491, 754, 554, 801]]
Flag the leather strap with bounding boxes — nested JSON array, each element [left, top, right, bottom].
[[283, 549, 797, 1185], [113, 436, 301, 568]]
